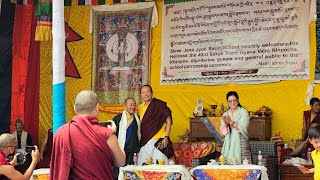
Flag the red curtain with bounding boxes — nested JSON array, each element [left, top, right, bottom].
[[11, 4, 39, 144], [24, 6, 40, 145], [11, 4, 33, 130]]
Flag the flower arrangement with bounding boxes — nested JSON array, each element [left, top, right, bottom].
[[257, 105, 272, 117]]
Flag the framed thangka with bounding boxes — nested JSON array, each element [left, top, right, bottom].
[[91, 2, 158, 104]]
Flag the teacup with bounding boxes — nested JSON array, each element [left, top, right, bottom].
[[158, 159, 164, 165], [146, 156, 153, 164], [210, 159, 217, 164], [219, 156, 226, 163], [232, 156, 237, 165]]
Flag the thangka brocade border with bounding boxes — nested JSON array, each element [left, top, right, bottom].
[[91, 3, 157, 104]]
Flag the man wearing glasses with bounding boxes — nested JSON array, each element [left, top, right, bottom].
[[0, 133, 39, 180]]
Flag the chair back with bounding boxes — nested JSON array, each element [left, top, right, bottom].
[[249, 141, 277, 157]]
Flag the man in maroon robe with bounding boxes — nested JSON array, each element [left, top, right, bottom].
[[0, 133, 39, 180], [294, 98, 320, 156], [37, 129, 53, 168], [50, 90, 125, 180], [303, 98, 320, 139], [137, 85, 174, 165]]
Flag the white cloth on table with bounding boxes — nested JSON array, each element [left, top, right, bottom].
[[30, 168, 50, 180], [283, 157, 310, 165]]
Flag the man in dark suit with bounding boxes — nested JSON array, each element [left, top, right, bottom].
[[112, 97, 141, 179]]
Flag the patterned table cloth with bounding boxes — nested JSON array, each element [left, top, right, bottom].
[[190, 165, 269, 180], [119, 165, 192, 180]]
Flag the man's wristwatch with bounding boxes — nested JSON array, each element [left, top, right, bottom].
[[164, 136, 169, 139]]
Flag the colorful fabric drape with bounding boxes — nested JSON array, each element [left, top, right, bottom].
[[0, 3, 40, 144], [173, 142, 216, 167], [11, 4, 34, 131], [0, 3, 39, 143], [192, 169, 262, 180], [10, 0, 32, 4], [11, 4, 40, 144], [119, 165, 192, 180], [200, 117, 222, 145], [64, 0, 142, 6], [24, 5, 40, 145], [35, 16, 52, 41], [123, 170, 182, 180], [12, 0, 147, 5], [35, 0, 52, 41]]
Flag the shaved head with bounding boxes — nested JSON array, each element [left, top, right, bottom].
[[0, 133, 16, 150], [74, 90, 99, 115], [124, 97, 136, 105]]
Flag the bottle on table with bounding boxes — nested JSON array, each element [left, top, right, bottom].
[[243, 158, 249, 165], [289, 135, 294, 147], [307, 148, 312, 164], [258, 151, 263, 166], [133, 153, 138, 166], [220, 103, 225, 116]]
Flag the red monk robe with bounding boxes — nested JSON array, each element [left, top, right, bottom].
[[0, 151, 10, 165], [140, 98, 174, 159], [0, 151, 10, 180], [303, 110, 320, 140], [50, 116, 115, 180]]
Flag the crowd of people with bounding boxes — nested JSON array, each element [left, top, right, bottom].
[[1, 86, 320, 179]]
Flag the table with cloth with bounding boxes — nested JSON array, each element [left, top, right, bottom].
[[190, 165, 269, 180], [31, 168, 50, 180], [118, 165, 191, 180]]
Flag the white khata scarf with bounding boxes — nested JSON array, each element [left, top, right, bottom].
[[118, 110, 141, 149]]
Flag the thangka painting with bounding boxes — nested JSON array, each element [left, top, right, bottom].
[[315, 0, 320, 80], [92, 5, 154, 104]]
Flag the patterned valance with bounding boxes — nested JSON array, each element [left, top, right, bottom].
[[164, 0, 195, 5], [11, 0, 152, 5]]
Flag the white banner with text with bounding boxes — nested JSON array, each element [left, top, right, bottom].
[[161, 0, 311, 84]]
